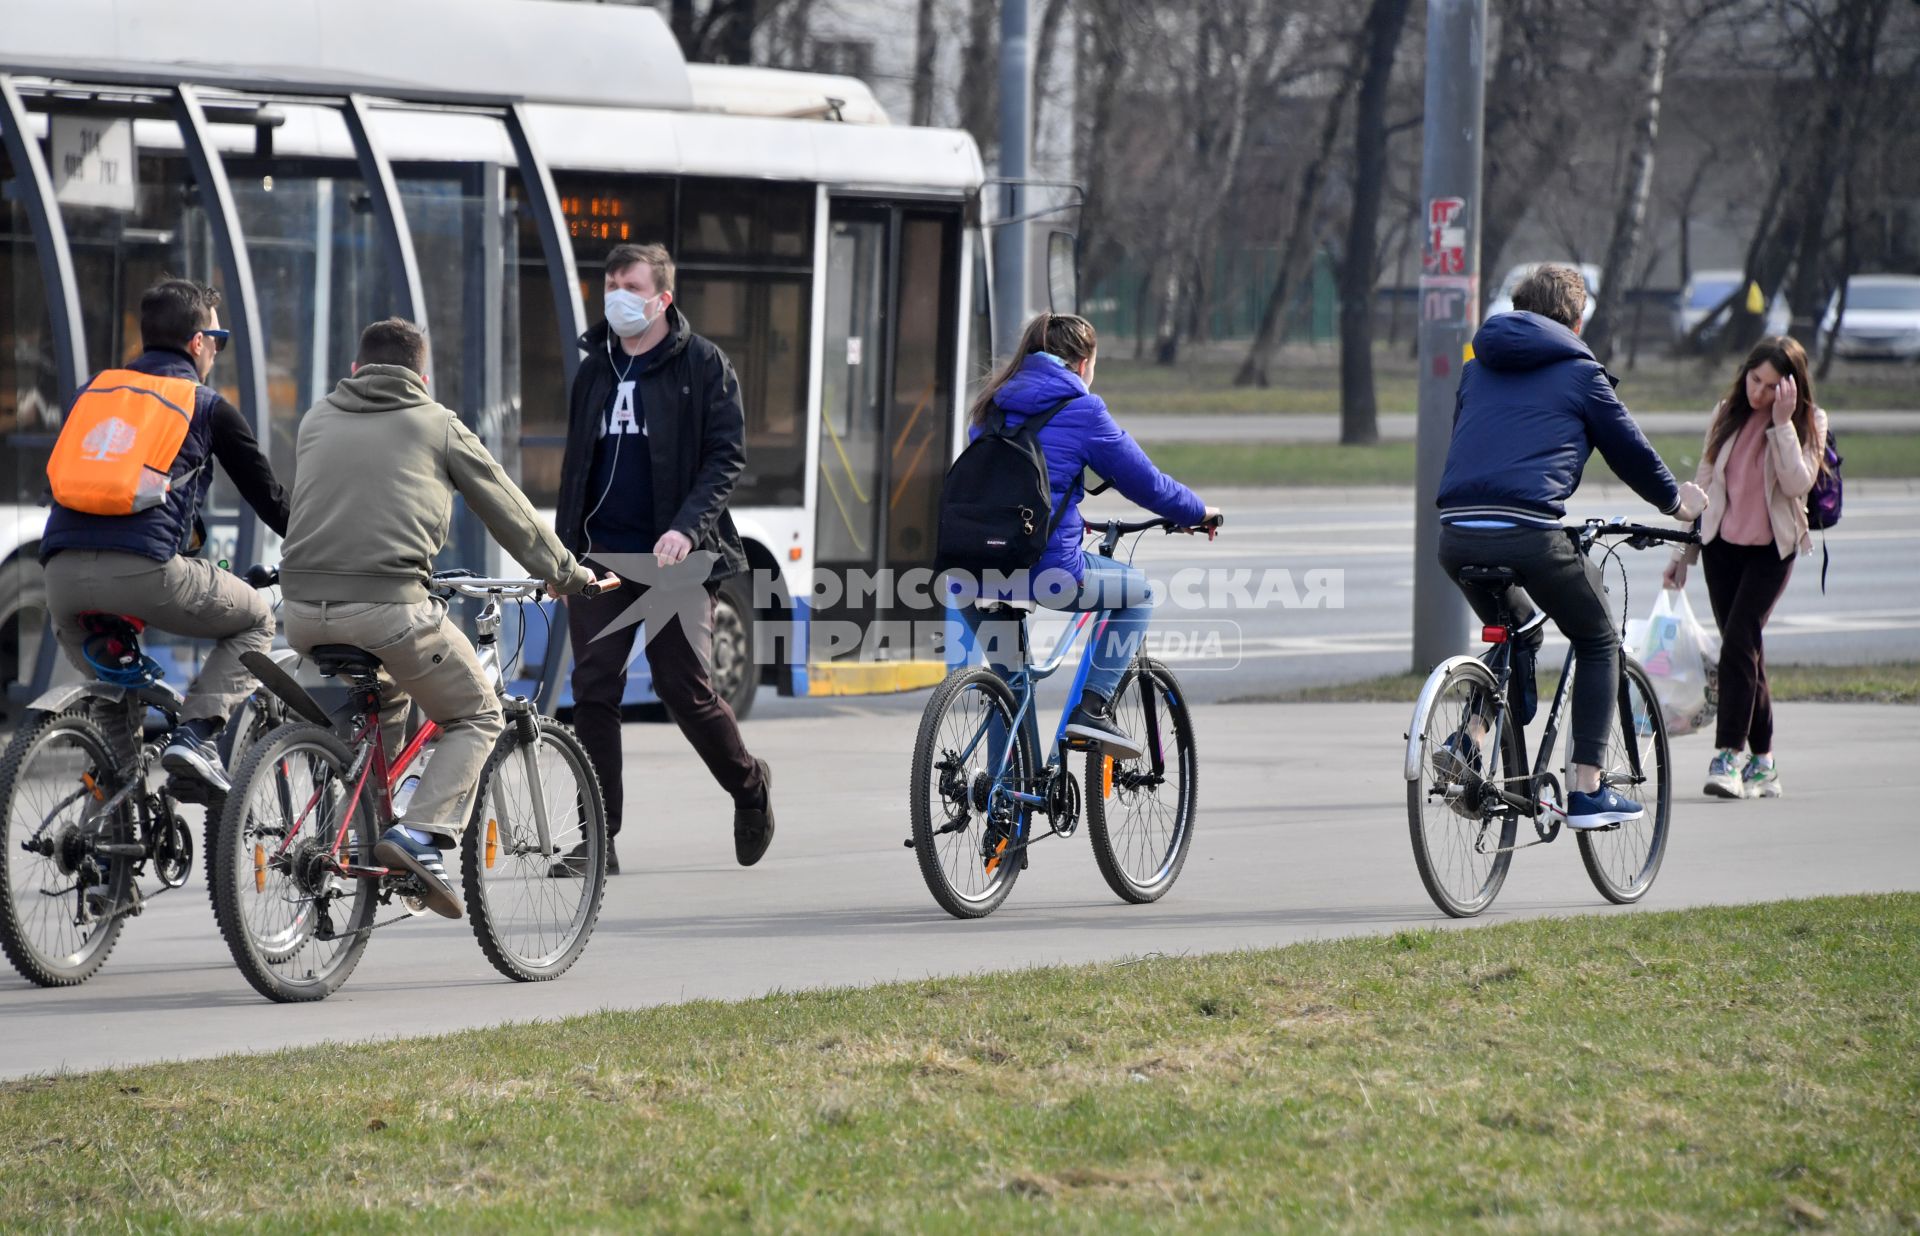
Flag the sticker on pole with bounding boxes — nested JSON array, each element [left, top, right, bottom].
[[1419, 197, 1477, 328]]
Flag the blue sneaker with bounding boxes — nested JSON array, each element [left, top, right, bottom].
[[1566, 785, 1645, 830], [372, 825, 464, 919]]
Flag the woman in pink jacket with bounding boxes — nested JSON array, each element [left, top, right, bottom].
[[1662, 336, 1827, 800]]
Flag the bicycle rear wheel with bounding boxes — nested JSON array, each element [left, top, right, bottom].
[[462, 714, 607, 982], [910, 668, 1036, 919], [212, 722, 376, 1002], [1576, 658, 1671, 903], [1407, 660, 1523, 917], [1085, 657, 1196, 903], [0, 711, 133, 986]]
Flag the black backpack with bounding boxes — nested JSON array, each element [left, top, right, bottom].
[[936, 396, 1077, 574]]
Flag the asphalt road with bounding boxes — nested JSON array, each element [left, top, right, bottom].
[[3, 484, 1914, 1078], [3, 696, 1916, 1080]]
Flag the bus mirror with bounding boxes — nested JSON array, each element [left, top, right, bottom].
[[1047, 230, 1079, 315]]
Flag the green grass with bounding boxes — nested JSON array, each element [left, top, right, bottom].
[[3, 897, 1918, 1232], [1098, 345, 1920, 417], [1236, 662, 1920, 705], [1138, 432, 1920, 488]]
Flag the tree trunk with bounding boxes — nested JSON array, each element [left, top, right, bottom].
[[1073, 0, 1128, 296], [910, 0, 939, 126], [959, 0, 1001, 159], [1336, 0, 1413, 446], [1584, 4, 1668, 365], [1233, 46, 1359, 387], [1032, 0, 1073, 146]]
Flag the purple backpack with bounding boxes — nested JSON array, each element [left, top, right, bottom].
[[1807, 428, 1842, 530], [1807, 428, 1842, 591]]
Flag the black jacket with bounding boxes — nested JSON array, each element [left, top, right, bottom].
[[1437, 312, 1679, 526], [554, 308, 749, 582], [41, 348, 290, 564]]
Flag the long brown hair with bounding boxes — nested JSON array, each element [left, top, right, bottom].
[[967, 311, 1097, 426], [1704, 335, 1821, 469]]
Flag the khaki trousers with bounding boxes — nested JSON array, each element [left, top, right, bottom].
[[284, 597, 500, 845], [44, 549, 274, 725]]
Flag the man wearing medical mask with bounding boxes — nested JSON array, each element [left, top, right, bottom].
[[552, 243, 773, 876]]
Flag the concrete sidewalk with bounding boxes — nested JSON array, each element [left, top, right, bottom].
[[2, 697, 1914, 1079], [1128, 409, 1920, 444]]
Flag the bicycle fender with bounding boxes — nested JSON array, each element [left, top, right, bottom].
[[240, 649, 332, 728], [1403, 655, 1490, 782], [26, 681, 129, 714]]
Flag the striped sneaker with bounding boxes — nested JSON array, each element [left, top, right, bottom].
[[1741, 756, 1782, 799], [372, 826, 463, 919], [1703, 749, 1745, 799]]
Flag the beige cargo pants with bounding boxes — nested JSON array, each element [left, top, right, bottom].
[[284, 596, 501, 847], [44, 549, 273, 725]]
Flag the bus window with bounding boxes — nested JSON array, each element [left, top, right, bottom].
[[680, 180, 811, 264], [675, 272, 809, 508]]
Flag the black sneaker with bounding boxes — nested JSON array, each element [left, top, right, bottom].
[[733, 758, 774, 867], [547, 838, 619, 878], [1063, 693, 1144, 761], [372, 825, 464, 919], [161, 726, 231, 794]]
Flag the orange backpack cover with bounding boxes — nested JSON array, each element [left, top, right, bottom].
[[46, 370, 201, 516]]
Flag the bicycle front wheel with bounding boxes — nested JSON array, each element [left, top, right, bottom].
[[212, 722, 376, 1003], [462, 715, 607, 982], [1576, 657, 1672, 903], [0, 711, 132, 986], [1085, 657, 1197, 903], [911, 668, 1036, 919], [1407, 659, 1523, 917]]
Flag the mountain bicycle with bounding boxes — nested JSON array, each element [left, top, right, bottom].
[[1403, 518, 1699, 917], [210, 570, 614, 1002], [0, 570, 290, 987], [908, 513, 1221, 919]]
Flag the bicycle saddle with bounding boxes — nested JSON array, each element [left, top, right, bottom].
[[309, 644, 383, 679], [977, 599, 1036, 616], [1454, 565, 1524, 590]]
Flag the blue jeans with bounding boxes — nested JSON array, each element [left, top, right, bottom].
[[962, 552, 1154, 704]]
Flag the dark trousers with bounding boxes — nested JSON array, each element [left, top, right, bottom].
[[567, 575, 762, 838], [1438, 524, 1619, 768], [1701, 539, 1795, 754]]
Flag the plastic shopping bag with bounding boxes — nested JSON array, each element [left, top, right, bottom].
[[1625, 588, 1720, 736]]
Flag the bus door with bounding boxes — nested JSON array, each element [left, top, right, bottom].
[[814, 200, 961, 674]]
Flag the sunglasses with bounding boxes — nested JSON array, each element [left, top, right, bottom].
[[197, 328, 230, 353]]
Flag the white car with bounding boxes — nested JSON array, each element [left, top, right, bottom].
[[1486, 261, 1602, 329], [1673, 269, 1790, 343], [1822, 274, 1920, 361]]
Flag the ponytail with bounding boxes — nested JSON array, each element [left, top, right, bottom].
[[967, 311, 1098, 426]]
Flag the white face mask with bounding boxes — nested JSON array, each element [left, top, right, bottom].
[[605, 289, 657, 339]]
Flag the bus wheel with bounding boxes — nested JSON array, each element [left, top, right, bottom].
[[712, 576, 758, 722]]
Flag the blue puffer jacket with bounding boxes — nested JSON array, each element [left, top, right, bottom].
[[1438, 312, 1679, 525], [976, 352, 1205, 585]]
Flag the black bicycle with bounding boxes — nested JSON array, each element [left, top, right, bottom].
[[0, 566, 289, 986], [1403, 518, 1699, 917]]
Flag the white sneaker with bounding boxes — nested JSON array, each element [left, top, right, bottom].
[[1703, 749, 1745, 799], [1741, 757, 1782, 799]]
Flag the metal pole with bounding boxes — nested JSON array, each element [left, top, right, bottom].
[[992, 0, 1030, 360], [171, 83, 268, 573], [1410, 0, 1485, 672], [341, 94, 429, 361]]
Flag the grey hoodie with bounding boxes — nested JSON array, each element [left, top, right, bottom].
[[281, 364, 590, 603]]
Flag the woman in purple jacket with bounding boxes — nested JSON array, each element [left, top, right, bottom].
[[963, 312, 1217, 759]]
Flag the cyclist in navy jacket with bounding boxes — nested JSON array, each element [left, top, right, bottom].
[[1436, 264, 1706, 830], [959, 312, 1216, 759]]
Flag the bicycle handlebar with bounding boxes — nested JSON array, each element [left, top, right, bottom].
[[1574, 519, 1700, 551], [429, 572, 621, 599], [1092, 512, 1226, 538]]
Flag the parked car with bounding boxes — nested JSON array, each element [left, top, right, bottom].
[[1486, 262, 1602, 329], [1822, 274, 1920, 361], [1672, 269, 1790, 345]]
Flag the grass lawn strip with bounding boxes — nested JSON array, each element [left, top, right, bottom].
[[1135, 433, 1920, 489], [2, 895, 1916, 1232]]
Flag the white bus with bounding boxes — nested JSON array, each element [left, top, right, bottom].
[[1, 0, 1014, 718]]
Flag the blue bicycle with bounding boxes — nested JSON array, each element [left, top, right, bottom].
[[909, 514, 1218, 919]]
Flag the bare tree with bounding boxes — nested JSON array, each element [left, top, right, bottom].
[[1334, 0, 1414, 444], [911, 0, 940, 126], [958, 0, 1001, 156], [1584, 0, 1670, 363]]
